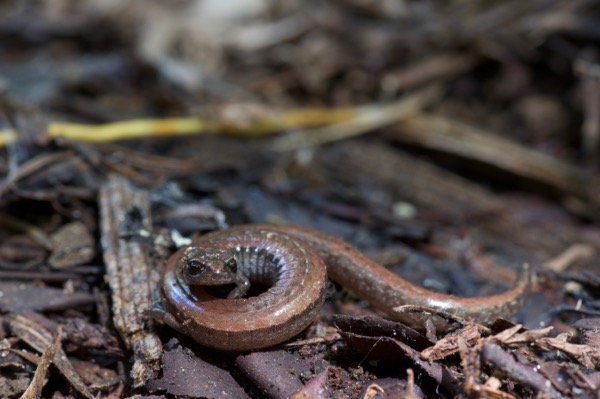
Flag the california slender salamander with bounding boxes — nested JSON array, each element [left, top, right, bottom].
[[154, 224, 530, 351]]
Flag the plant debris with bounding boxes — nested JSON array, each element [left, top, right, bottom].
[[99, 174, 162, 387]]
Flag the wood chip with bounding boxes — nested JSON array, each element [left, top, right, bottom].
[[6, 314, 94, 399], [20, 327, 62, 399], [421, 325, 486, 361]]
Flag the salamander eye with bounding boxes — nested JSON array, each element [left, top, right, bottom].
[[225, 258, 237, 273], [185, 259, 205, 277]]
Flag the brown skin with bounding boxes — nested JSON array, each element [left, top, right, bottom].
[[153, 225, 531, 351]]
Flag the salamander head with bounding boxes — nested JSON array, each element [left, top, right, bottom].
[[180, 246, 238, 286]]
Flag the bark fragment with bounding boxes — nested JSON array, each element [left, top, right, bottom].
[[99, 173, 162, 387]]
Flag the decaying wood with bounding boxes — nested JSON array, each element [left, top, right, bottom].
[[99, 173, 162, 387]]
